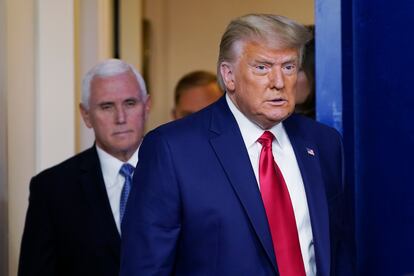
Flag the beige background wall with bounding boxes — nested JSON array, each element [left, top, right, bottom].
[[4, 1, 77, 275], [0, 0, 9, 275], [36, 0, 76, 171], [5, 1, 37, 275], [144, 0, 314, 128]]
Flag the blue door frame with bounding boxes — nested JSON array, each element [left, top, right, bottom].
[[316, 0, 414, 275]]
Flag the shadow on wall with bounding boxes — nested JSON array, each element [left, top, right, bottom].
[[0, 199, 8, 275]]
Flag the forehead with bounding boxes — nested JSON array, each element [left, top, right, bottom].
[[235, 39, 299, 63], [90, 71, 142, 101]]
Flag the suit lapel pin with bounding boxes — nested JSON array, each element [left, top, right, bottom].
[[306, 147, 315, 156]]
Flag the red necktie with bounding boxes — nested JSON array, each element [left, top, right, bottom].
[[258, 131, 306, 276]]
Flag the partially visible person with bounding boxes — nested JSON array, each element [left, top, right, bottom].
[[172, 70, 222, 119], [18, 59, 150, 276], [121, 14, 355, 276], [295, 25, 315, 118]]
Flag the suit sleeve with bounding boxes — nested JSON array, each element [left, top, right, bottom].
[[18, 176, 57, 276], [120, 130, 181, 276]]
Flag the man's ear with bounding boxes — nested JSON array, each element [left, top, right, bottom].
[[220, 62, 236, 92], [79, 103, 93, 128]]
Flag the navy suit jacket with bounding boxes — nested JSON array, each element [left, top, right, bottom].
[[121, 96, 355, 275], [19, 147, 121, 276]]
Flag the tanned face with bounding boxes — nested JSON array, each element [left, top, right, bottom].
[[221, 40, 299, 129]]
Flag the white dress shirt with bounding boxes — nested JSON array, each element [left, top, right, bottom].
[[96, 146, 138, 234], [226, 94, 316, 276]]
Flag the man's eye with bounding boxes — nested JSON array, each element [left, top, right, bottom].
[[256, 64, 269, 71], [125, 100, 137, 107], [283, 64, 297, 74], [253, 64, 270, 74], [100, 104, 113, 110]]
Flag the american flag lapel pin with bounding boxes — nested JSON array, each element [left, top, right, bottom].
[[306, 147, 315, 156]]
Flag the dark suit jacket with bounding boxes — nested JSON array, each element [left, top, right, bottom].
[[18, 147, 121, 276], [121, 96, 355, 275]]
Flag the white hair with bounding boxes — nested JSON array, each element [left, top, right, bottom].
[[81, 59, 148, 109]]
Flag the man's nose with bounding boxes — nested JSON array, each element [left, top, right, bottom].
[[115, 106, 127, 124], [270, 68, 284, 90]]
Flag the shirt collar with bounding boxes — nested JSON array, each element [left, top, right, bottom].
[[225, 93, 289, 150], [96, 145, 139, 188]]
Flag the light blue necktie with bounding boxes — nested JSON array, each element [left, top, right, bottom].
[[119, 163, 135, 223]]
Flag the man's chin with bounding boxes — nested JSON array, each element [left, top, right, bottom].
[[258, 112, 291, 128], [114, 143, 136, 153], [115, 140, 140, 152]]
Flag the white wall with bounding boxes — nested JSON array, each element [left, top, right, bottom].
[[5, 1, 76, 275], [36, 1, 76, 170], [144, 0, 314, 128], [0, 0, 9, 274], [5, 1, 37, 275]]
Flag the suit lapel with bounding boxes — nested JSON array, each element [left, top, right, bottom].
[[284, 116, 331, 276], [208, 97, 278, 273], [79, 147, 121, 258]]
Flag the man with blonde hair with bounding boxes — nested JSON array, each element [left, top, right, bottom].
[[121, 14, 354, 276]]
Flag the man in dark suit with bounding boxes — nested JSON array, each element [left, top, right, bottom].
[[18, 59, 150, 276], [121, 14, 355, 276]]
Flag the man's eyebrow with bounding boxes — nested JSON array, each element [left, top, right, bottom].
[[280, 56, 299, 63], [97, 101, 114, 106], [124, 97, 139, 101], [253, 59, 274, 65], [252, 54, 298, 64]]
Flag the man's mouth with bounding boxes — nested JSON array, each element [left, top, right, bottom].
[[113, 130, 132, 136], [268, 98, 287, 105]]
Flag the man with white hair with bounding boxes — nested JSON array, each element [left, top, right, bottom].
[[18, 59, 150, 276]]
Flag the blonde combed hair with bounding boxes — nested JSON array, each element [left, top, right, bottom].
[[217, 14, 312, 90]]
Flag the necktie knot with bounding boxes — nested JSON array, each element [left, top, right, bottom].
[[258, 131, 274, 148], [120, 163, 134, 178]]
